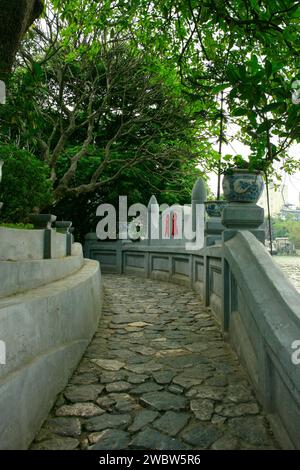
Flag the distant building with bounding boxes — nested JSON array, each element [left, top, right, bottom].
[[258, 183, 288, 217], [280, 203, 300, 221]]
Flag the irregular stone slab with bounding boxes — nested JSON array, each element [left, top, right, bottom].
[[31, 437, 79, 450], [140, 391, 187, 411], [153, 370, 176, 384], [56, 403, 104, 418], [211, 435, 240, 450], [168, 385, 184, 395], [100, 371, 127, 383], [128, 410, 159, 433], [191, 386, 225, 401], [182, 424, 223, 448], [225, 385, 254, 403], [205, 375, 228, 387], [130, 382, 164, 395], [91, 359, 125, 371], [216, 403, 259, 418], [64, 384, 104, 403], [227, 417, 274, 446], [96, 396, 115, 410], [108, 393, 138, 412], [130, 428, 189, 450], [125, 362, 162, 374], [106, 382, 132, 393], [153, 411, 190, 436], [126, 373, 148, 384], [112, 315, 158, 324], [129, 345, 156, 356], [71, 373, 99, 385], [85, 413, 132, 432], [43, 417, 81, 437], [173, 366, 213, 388], [155, 349, 187, 358], [126, 322, 152, 328], [90, 430, 131, 450], [184, 343, 209, 353], [190, 399, 214, 421]]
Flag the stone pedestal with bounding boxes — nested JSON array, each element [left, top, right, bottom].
[[222, 203, 265, 244], [205, 217, 225, 246], [29, 214, 57, 229]]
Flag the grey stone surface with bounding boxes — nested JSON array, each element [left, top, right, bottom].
[[140, 391, 187, 411], [128, 410, 159, 432], [90, 430, 131, 450], [85, 413, 132, 432], [131, 428, 188, 450], [31, 274, 278, 451], [31, 437, 79, 450], [64, 384, 104, 402], [56, 403, 104, 418], [182, 423, 223, 448], [153, 411, 190, 436], [43, 417, 81, 437]]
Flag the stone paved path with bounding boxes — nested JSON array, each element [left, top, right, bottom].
[[31, 275, 279, 450]]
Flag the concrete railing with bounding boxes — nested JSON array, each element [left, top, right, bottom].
[[84, 233, 300, 449], [0, 226, 73, 261]]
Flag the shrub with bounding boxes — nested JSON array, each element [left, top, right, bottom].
[[0, 144, 52, 222]]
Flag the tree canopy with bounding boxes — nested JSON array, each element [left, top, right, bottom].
[[1, 0, 300, 232]]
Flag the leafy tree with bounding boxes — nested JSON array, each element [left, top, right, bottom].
[[1, 5, 216, 205], [0, 144, 52, 222], [54, 1, 300, 176], [272, 217, 300, 248]]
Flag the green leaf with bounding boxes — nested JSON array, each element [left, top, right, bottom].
[[211, 83, 231, 94], [231, 107, 248, 117]]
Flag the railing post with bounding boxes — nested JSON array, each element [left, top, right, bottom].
[[29, 214, 57, 259], [55, 221, 73, 256], [222, 203, 265, 244]]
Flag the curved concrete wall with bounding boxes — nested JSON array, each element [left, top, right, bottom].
[[85, 235, 300, 449], [0, 227, 103, 449], [0, 255, 84, 298], [0, 227, 71, 261], [0, 259, 102, 449]]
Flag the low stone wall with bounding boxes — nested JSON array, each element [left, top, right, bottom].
[[0, 229, 103, 449], [84, 234, 300, 449], [0, 254, 84, 298], [224, 232, 300, 449], [0, 227, 71, 261]]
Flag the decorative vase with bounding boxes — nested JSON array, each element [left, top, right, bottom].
[[222, 169, 264, 203], [205, 200, 228, 217]]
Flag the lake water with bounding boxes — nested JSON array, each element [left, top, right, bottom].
[[273, 256, 300, 292]]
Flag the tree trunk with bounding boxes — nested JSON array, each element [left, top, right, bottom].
[[0, 0, 44, 79]]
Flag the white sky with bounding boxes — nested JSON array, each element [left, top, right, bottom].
[[209, 141, 300, 206]]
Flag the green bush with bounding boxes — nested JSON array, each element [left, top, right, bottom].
[[0, 144, 52, 222], [0, 223, 34, 229]]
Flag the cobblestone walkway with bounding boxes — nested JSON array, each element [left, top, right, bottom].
[[31, 275, 278, 450]]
